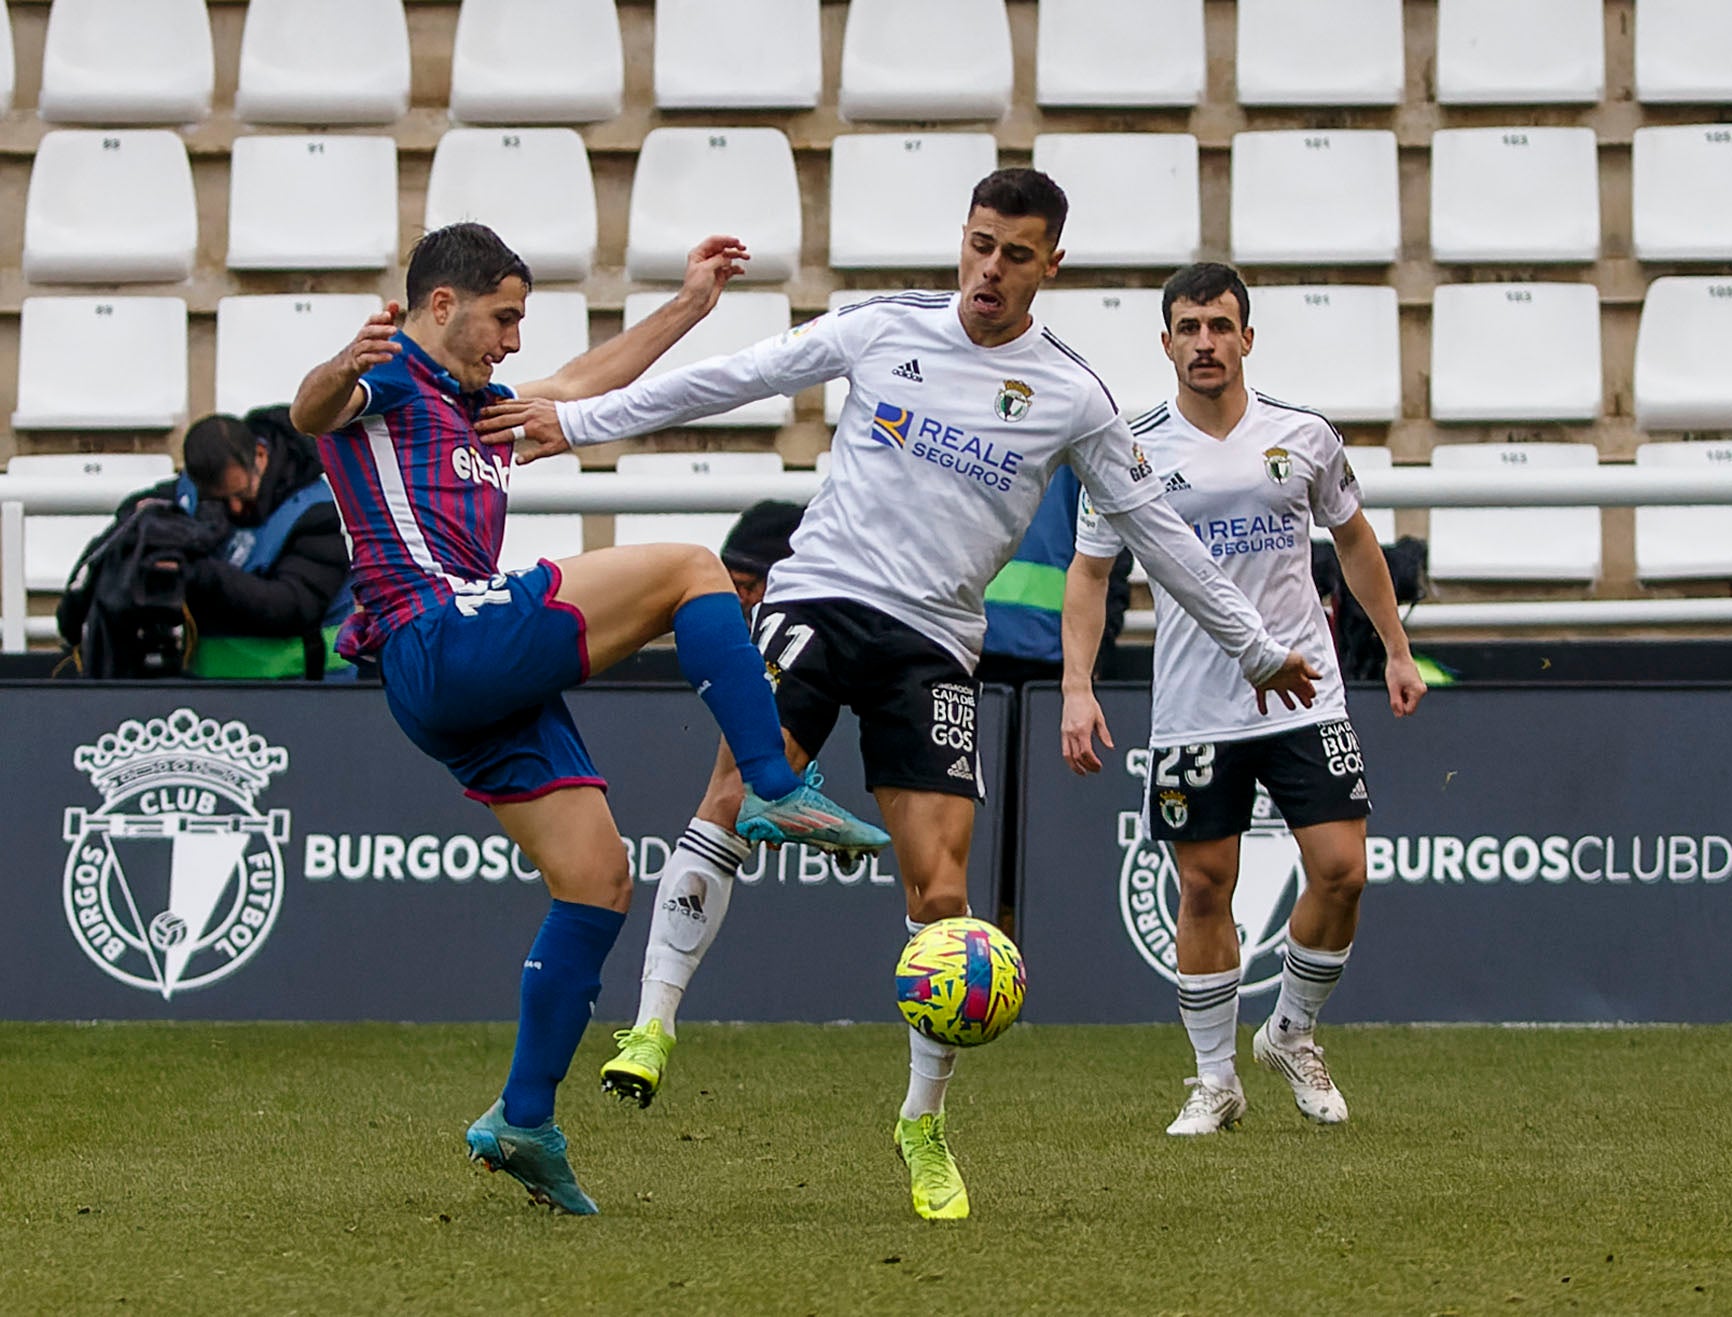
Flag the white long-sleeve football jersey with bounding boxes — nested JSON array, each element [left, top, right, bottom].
[[1078, 390, 1362, 744], [557, 292, 1288, 680]]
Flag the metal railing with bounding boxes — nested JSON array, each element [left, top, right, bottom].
[[6, 465, 1732, 651]]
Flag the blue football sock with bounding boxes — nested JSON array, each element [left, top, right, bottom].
[[500, 899, 626, 1129], [672, 591, 801, 801]]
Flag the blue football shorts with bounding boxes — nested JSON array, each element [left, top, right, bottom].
[[379, 560, 606, 804]]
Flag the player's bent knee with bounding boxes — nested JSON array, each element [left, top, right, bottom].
[[541, 849, 632, 911], [908, 889, 968, 925]]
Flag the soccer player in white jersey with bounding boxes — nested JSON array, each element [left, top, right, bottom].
[[478, 173, 1319, 1219], [1061, 263, 1427, 1136]]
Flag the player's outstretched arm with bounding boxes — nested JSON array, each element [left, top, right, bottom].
[[513, 236, 749, 404], [1330, 510, 1427, 717], [290, 302, 401, 435], [479, 298, 852, 463], [1060, 551, 1117, 775], [1098, 494, 1318, 712]]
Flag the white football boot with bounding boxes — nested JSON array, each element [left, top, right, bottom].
[[1165, 1075, 1248, 1136], [1252, 1018, 1349, 1124]]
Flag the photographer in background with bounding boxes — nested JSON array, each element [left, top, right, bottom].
[[58, 408, 352, 679]]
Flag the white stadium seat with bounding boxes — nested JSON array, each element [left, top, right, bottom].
[[1635, 442, 1732, 580], [215, 295, 384, 417], [236, 0, 410, 124], [8, 454, 177, 592], [1634, 277, 1732, 431], [655, 0, 821, 110], [839, 0, 1012, 121], [621, 292, 792, 427], [449, 0, 622, 123], [1036, 0, 1204, 108], [38, 0, 212, 124], [1230, 130, 1400, 265], [227, 136, 398, 271], [493, 291, 589, 393], [24, 130, 197, 283], [1636, 0, 1732, 104], [626, 128, 801, 283], [1235, 0, 1404, 106], [1427, 443, 1602, 582], [1245, 286, 1402, 424], [1435, 0, 1603, 105], [13, 296, 187, 430], [1430, 127, 1601, 263], [1312, 445, 1397, 544], [1032, 288, 1175, 418], [500, 451, 585, 573], [0, 3, 12, 116], [1430, 283, 1603, 423], [1632, 126, 1732, 262], [613, 451, 786, 552], [1031, 134, 1200, 267], [426, 128, 596, 282], [830, 134, 998, 268]]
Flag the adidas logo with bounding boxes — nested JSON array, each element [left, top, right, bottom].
[[1163, 471, 1191, 494], [892, 358, 924, 382], [947, 755, 973, 781], [1349, 779, 1368, 801], [665, 893, 707, 923]]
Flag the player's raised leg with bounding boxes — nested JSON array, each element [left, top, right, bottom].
[[880, 787, 974, 1221], [465, 784, 630, 1214], [547, 544, 889, 854], [1252, 816, 1365, 1124], [1167, 835, 1250, 1136]]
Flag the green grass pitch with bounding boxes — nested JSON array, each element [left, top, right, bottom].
[[3, 1022, 1730, 1316]]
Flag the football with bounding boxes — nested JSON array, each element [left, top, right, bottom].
[[894, 916, 1026, 1047]]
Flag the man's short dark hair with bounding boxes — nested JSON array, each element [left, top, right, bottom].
[[405, 222, 534, 311], [183, 413, 259, 494], [968, 168, 1068, 246], [1163, 262, 1251, 330]]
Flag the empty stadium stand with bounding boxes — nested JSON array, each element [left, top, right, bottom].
[[0, 0, 1729, 642], [626, 128, 801, 282], [37, 0, 213, 124], [425, 127, 597, 281], [1030, 133, 1200, 267], [448, 0, 623, 124], [226, 135, 399, 271], [1235, 0, 1404, 107], [24, 130, 198, 283], [654, 0, 821, 110]]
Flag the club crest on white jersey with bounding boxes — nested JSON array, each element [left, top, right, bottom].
[[62, 709, 290, 999]]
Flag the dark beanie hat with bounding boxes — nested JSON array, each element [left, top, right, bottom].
[[720, 500, 805, 576]]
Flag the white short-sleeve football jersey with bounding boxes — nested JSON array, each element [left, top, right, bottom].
[[1077, 390, 1362, 745]]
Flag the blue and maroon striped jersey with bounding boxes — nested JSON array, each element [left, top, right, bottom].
[[317, 332, 515, 658]]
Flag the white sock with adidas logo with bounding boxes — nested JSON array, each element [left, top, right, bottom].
[[636, 818, 749, 1034], [1267, 933, 1352, 1046]]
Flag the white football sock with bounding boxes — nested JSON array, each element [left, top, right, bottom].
[[1177, 966, 1242, 1087], [634, 819, 748, 1034], [900, 916, 958, 1120], [1268, 934, 1351, 1046]]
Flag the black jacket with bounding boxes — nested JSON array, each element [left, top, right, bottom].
[[58, 409, 348, 642], [182, 412, 348, 637]]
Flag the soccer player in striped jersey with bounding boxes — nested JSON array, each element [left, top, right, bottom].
[[478, 173, 1320, 1220], [290, 223, 888, 1216], [1061, 263, 1427, 1135]]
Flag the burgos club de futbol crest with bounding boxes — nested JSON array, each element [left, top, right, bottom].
[[63, 709, 289, 999], [1118, 771, 1300, 996]]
